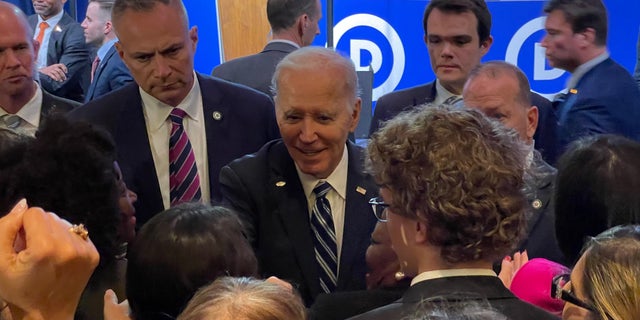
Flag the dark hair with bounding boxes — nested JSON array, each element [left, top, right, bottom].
[[126, 203, 258, 319], [367, 106, 527, 264], [467, 61, 531, 108], [0, 117, 120, 267], [555, 135, 640, 265], [544, 0, 608, 46], [423, 0, 492, 45], [267, 0, 319, 33]]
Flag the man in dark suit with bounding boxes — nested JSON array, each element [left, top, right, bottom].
[[351, 106, 556, 320], [211, 0, 321, 96], [81, 0, 133, 102], [28, 0, 91, 102], [0, 2, 79, 136], [463, 61, 565, 264], [370, 0, 558, 164], [69, 0, 279, 226], [542, 0, 640, 154], [219, 47, 377, 306], [635, 27, 640, 88]]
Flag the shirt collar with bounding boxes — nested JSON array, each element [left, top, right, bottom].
[[434, 79, 461, 105], [140, 71, 200, 131], [38, 9, 64, 29], [0, 82, 42, 128], [297, 144, 349, 201], [96, 38, 118, 61], [567, 51, 609, 89], [411, 268, 497, 286], [268, 39, 301, 49]]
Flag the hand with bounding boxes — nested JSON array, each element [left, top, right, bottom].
[[498, 250, 529, 289], [264, 276, 293, 292], [39, 64, 68, 82], [103, 289, 131, 320], [0, 199, 100, 320]]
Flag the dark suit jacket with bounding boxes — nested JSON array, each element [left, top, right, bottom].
[[348, 276, 558, 320], [211, 41, 298, 96], [219, 140, 378, 306], [517, 153, 565, 264], [69, 73, 280, 225], [555, 58, 640, 154], [40, 88, 80, 120], [369, 82, 559, 164], [309, 287, 405, 320], [28, 13, 91, 102], [84, 45, 133, 103]]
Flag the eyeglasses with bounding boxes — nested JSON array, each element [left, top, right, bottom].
[[551, 274, 598, 313], [369, 197, 389, 222]]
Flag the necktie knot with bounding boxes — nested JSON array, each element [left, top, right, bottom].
[[170, 108, 187, 125], [443, 95, 463, 107], [1, 114, 22, 130], [313, 181, 331, 198], [39, 21, 49, 30]]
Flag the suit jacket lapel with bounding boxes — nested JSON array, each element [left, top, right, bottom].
[[86, 46, 116, 100], [267, 143, 321, 297], [113, 85, 164, 222], [338, 142, 377, 288]]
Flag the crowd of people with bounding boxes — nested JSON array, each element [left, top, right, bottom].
[[1, 0, 640, 319]]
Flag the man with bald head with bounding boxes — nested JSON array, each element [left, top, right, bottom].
[[70, 0, 279, 226], [0, 2, 79, 136], [463, 61, 564, 264], [220, 46, 378, 305]]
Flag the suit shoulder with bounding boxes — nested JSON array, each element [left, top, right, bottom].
[[227, 140, 283, 170], [376, 82, 435, 109], [69, 83, 136, 122]]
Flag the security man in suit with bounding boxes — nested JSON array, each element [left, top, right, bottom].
[[211, 0, 322, 96], [0, 2, 79, 137], [220, 47, 378, 306], [81, 0, 133, 102], [70, 0, 279, 226]]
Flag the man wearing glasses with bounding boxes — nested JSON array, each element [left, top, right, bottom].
[[219, 47, 378, 306], [351, 106, 556, 319]]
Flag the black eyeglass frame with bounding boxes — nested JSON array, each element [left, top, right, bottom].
[[551, 273, 598, 313], [368, 197, 389, 222]]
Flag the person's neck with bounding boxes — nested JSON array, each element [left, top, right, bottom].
[[0, 83, 36, 114], [440, 81, 463, 96], [272, 30, 304, 47], [416, 247, 492, 273], [40, 10, 62, 21], [571, 46, 607, 73]]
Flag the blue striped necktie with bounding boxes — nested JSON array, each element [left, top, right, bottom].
[[168, 108, 202, 206], [310, 181, 338, 293]]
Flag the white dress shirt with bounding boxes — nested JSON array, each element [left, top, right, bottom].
[[411, 268, 497, 286], [140, 72, 210, 209], [297, 145, 349, 267], [0, 82, 43, 137], [34, 10, 64, 69]]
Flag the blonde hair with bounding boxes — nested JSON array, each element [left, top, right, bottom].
[[177, 277, 307, 320], [582, 225, 640, 320]]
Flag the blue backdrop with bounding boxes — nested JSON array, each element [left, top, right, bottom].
[[14, 0, 638, 101]]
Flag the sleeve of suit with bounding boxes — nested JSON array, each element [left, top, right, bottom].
[[219, 165, 258, 247], [39, 23, 90, 96], [108, 61, 134, 93]]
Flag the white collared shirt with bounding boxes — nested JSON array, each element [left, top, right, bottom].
[[267, 39, 301, 49], [96, 38, 118, 62], [35, 10, 64, 69], [297, 144, 349, 266], [433, 79, 462, 106], [0, 82, 43, 137], [140, 72, 210, 209], [411, 268, 497, 286]]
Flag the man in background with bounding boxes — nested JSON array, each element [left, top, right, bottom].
[[211, 0, 321, 96], [81, 0, 132, 102], [28, 0, 91, 102], [0, 2, 79, 137], [542, 0, 640, 153]]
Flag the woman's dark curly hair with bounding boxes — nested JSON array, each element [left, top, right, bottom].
[[367, 105, 527, 264], [0, 117, 120, 267]]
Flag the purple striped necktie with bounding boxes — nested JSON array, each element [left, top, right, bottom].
[[310, 181, 338, 293], [168, 108, 202, 206]]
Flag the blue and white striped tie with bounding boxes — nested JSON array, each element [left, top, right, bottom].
[[310, 181, 338, 293]]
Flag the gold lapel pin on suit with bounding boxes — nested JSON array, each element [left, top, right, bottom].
[[275, 181, 286, 187], [212, 111, 222, 121], [356, 186, 366, 195]]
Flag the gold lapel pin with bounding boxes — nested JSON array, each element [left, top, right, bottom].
[[356, 186, 366, 195], [532, 199, 542, 209], [275, 181, 286, 187], [212, 111, 222, 121]]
